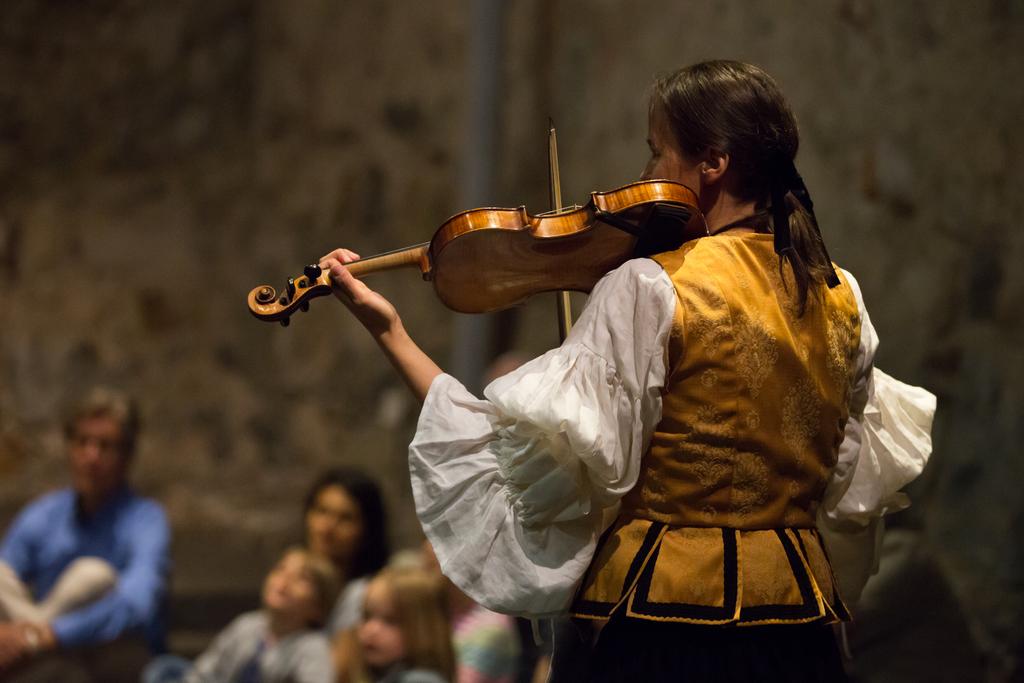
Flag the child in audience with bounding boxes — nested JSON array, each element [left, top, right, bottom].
[[340, 566, 454, 683], [145, 547, 339, 683]]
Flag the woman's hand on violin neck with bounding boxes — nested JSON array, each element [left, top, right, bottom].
[[320, 248, 400, 339], [320, 247, 443, 402]]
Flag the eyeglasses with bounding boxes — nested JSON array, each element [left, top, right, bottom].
[[69, 434, 125, 456]]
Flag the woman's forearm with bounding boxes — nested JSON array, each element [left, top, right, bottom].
[[375, 321, 443, 403], [320, 249, 443, 401]]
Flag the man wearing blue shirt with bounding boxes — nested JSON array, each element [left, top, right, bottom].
[[0, 387, 170, 676]]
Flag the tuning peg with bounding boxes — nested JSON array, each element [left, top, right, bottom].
[[300, 302, 309, 312], [280, 317, 290, 327], [287, 277, 297, 300], [303, 264, 322, 286]]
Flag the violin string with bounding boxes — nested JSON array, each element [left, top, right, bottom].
[[537, 204, 583, 217]]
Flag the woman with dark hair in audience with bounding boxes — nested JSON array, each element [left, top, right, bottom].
[[302, 469, 390, 676], [303, 468, 389, 633]]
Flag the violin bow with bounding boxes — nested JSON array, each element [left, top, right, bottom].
[[548, 119, 574, 343]]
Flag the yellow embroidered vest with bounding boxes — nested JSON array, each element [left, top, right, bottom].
[[571, 233, 861, 626]]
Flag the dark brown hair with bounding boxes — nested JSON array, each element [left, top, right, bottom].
[[302, 468, 389, 579], [650, 60, 834, 313]]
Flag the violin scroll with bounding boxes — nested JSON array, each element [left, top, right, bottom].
[[247, 244, 432, 325], [247, 264, 334, 326]]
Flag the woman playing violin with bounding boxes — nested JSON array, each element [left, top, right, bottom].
[[319, 60, 931, 682]]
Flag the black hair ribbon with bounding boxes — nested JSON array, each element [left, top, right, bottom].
[[772, 160, 841, 288]]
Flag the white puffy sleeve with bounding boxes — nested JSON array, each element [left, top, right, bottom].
[[818, 269, 937, 603], [408, 259, 677, 617]]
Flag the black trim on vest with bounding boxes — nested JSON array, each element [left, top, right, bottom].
[[806, 528, 852, 621], [628, 529, 740, 622], [737, 530, 821, 623], [572, 525, 845, 625], [572, 521, 666, 618]]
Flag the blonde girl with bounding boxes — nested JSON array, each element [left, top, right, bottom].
[[342, 566, 455, 683]]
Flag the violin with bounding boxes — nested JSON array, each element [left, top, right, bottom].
[[247, 179, 703, 326]]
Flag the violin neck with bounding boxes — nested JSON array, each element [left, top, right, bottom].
[[345, 242, 430, 278]]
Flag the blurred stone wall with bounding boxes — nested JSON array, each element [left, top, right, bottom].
[[0, 0, 472, 592], [1, 0, 1021, 677]]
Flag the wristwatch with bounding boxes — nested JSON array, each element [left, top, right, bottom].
[[19, 623, 43, 654]]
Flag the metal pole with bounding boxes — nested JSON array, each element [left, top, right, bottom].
[[449, 0, 503, 394]]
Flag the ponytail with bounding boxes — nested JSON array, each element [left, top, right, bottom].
[[770, 160, 840, 316]]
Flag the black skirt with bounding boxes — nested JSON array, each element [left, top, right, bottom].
[[579, 616, 849, 683]]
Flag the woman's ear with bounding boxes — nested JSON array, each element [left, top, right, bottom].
[[699, 149, 730, 186]]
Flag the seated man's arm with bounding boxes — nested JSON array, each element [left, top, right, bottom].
[[50, 501, 170, 648], [0, 499, 45, 582]]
